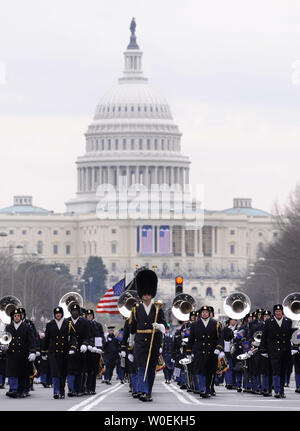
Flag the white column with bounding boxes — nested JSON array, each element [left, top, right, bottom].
[[108, 166, 112, 185], [186, 168, 189, 185], [180, 167, 184, 188], [154, 166, 158, 186], [98, 166, 102, 187], [181, 227, 186, 257], [85, 168, 89, 192], [170, 167, 174, 186]]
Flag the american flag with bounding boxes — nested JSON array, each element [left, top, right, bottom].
[[95, 277, 126, 314]]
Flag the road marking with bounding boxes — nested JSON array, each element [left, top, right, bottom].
[[168, 383, 205, 404], [163, 382, 195, 404], [166, 383, 300, 410], [81, 383, 123, 411], [68, 383, 121, 411]]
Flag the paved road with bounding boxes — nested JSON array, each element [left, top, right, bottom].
[[1, 373, 300, 412]]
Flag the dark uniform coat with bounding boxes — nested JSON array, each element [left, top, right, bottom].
[[86, 319, 103, 374], [260, 316, 293, 375], [121, 319, 137, 374], [43, 318, 73, 377], [129, 302, 167, 369], [5, 321, 36, 377], [103, 333, 119, 366], [66, 316, 91, 375], [186, 318, 223, 375]]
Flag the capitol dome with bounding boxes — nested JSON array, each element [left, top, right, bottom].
[[93, 82, 173, 122], [66, 19, 191, 214]]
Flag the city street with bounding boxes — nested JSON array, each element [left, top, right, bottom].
[[1, 373, 300, 412]]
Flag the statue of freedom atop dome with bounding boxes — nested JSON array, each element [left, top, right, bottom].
[[127, 17, 139, 49], [130, 17, 136, 35]]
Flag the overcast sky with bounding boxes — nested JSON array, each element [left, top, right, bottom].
[[0, 0, 300, 214]]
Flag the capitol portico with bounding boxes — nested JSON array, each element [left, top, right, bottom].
[[0, 20, 277, 317]]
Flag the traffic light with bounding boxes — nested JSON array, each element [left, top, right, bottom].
[[77, 267, 82, 275], [175, 275, 183, 295]]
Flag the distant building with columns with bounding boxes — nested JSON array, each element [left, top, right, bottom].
[[0, 22, 277, 318]]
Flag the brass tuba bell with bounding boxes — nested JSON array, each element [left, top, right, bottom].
[[117, 290, 140, 318], [282, 292, 300, 321], [171, 293, 196, 322], [252, 331, 262, 347], [0, 331, 12, 345], [0, 295, 22, 325], [223, 292, 251, 320], [58, 291, 83, 318]]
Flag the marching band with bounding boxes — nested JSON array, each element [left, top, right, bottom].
[[0, 269, 300, 403]]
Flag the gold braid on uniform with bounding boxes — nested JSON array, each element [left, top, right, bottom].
[[215, 321, 223, 351], [129, 303, 137, 325], [68, 319, 77, 350]]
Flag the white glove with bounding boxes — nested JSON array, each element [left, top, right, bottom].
[[88, 345, 93, 352], [36, 351, 41, 357], [69, 349, 75, 355], [92, 346, 98, 353], [128, 353, 134, 362], [214, 349, 221, 355], [96, 348, 103, 354], [159, 347, 163, 354], [28, 353, 36, 362], [41, 355, 48, 360], [80, 345, 87, 353], [186, 355, 192, 361], [261, 353, 268, 358], [152, 323, 166, 334], [233, 330, 238, 337], [292, 349, 298, 355], [247, 350, 254, 357], [171, 358, 175, 363], [120, 351, 126, 358], [218, 351, 225, 359]]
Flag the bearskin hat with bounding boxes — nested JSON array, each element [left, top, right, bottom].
[[135, 268, 158, 299]]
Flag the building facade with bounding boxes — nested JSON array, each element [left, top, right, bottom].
[[0, 22, 277, 317]]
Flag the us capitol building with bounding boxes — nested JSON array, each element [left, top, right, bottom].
[[0, 20, 277, 317]]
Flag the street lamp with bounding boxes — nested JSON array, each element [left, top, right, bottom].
[[88, 277, 93, 302], [23, 259, 44, 311]]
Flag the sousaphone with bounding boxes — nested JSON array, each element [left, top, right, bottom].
[[223, 292, 251, 320], [58, 291, 83, 318], [0, 295, 22, 325], [117, 290, 140, 319], [283, 292, 300, 321], [171, 293, 196, 322]]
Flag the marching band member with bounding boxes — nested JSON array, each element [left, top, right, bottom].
[[5, 308, 36, 398], [43, 306, 74, 399], [260, 304, 293, 398], [121, 317, 139, 398], [128, 268, 167, 402], [162, 326, 174, 384], [66, 302, 91, 397], [186, 305, 224, 398], [291, 329, 300, 393], [223, 318, 238, 390], [102, 326, 120, 384], [248, 309, 264, 394], [260, 310, 273, 396], [85, 309, 104, 395]]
